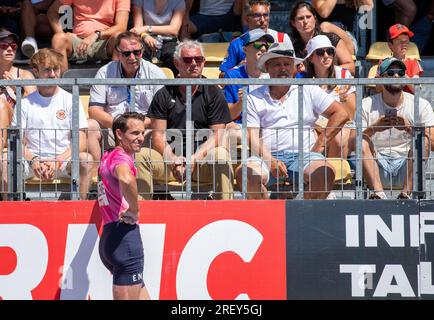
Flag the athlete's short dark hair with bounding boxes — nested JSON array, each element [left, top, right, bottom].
[[112, 112, 145, 145]]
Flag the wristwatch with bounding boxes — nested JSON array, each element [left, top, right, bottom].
[[29, 155, 40, 166], [146, 25, 152, 33], [95, 30, 102, 41]]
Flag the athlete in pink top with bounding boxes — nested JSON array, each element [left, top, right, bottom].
[[98, 147, 137, 225], [98, 112, 150, 300]]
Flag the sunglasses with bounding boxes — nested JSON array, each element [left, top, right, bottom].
[[315, 48, 335, 56], [250, 41, 273, 50], [249, 13, 270, 19], [0, 42, 17, 50], [383, 69, 405, 77], [118, 48, 143, 57], [181, 56, 205, 64]]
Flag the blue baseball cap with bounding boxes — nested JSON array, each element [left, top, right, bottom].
[[241, 28, 274, 47]]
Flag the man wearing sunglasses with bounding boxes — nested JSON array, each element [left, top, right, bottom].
[[236, 41, 349, 200], [219, 0, 291, 76], [136, 40, 234, 200], [357, 57, 434, 200], [87, 32, 166, 177], [224, 28, 273, 137]]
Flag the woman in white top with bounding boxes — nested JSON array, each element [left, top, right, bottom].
[[0, 28, 35, 151], [130, 0, 185, 75], [304, 35, 355, 158]]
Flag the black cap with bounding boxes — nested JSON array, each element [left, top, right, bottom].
[[0, 31, 19, 41]]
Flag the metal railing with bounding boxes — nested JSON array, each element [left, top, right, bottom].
[[1, 76, 434, 200]]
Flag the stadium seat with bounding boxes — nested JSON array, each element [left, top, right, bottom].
[[80, 95, 90, 119], [202, 67, 221, 79], [365, 41, 420, 61], [202, 42, 229, 67], [160, 67, 175, 79], [368, 64, 378, 78]]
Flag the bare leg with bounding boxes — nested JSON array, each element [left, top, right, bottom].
[[51, 32, 74, 73], [86, 119, 102, 179], [236, 161, 268, 199], [327, 128, 353, 158], [20, 0, 36, 38], [0, 151, 7, 200], [113, 284, 150, 300], [393, 0, 417, 26], [79, 152, 94, 200], [360, 138, 383, 192], [303, 160, 335, 199]]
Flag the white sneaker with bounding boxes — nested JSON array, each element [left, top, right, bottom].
[[21, 36, 38, 58]]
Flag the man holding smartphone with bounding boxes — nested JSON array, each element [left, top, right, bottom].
[[354, 57, 434, 199]]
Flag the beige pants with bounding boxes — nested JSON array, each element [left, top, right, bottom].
[[136, 147, 234, 200]]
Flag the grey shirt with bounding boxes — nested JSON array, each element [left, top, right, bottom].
[[133, 0, 185, 26], [89, 59, 166, 118]]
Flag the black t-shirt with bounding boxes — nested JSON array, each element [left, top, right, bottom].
[[148, 84, 231, 156], [319, 3, 356, 32], [294, 30, 341, 59]]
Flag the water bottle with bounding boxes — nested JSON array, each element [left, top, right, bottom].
[[152, 35, 163, 63]]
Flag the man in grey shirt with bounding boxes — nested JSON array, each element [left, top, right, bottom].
[[87, 31, 166, 172]]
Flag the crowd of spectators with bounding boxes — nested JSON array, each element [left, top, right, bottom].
[[1, 0, 434, 200]]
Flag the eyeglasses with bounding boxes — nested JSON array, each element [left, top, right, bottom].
[[315, 48, 335, 56], [118, 48, 143, 57], [249, 13, 270, 19], [181, 56, 205, 64], [0, 42, 17, 50], [383, 69, 405, 77], [250, 41, 273, 50]]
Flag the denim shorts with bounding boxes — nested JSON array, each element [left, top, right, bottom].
[[248, 151, 326, 186], [376, 153, 407, 187]]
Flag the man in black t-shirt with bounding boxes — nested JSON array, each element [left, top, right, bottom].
[[136, 40, 234, 200]]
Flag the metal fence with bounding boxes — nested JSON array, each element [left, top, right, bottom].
[[1, 76, 434, 201]]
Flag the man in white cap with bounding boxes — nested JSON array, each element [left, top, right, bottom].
[[356, 57, 434, 199], [224, 28, 274, 129], [235, 41, 349, 199], [219, 0, 290, 76]]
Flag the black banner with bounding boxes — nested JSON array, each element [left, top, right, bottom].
[[285, 200, 434, 299]]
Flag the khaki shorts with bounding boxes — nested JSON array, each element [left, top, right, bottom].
[[71, 35, 109, 62]]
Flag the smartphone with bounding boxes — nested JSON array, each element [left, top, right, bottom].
[[385, 108, 398, 118]]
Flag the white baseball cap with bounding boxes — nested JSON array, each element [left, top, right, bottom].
[[257, 41, 303, 73], [305, 35, 335, 60]]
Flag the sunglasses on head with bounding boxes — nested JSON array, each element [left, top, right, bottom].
[[0, 42, 17, 50], [315, 47, 335, 56], [250, 41, 273, 50], [181, 56, 205, 64], [118, 48, 143, 58], [383, 69, 405, 77]]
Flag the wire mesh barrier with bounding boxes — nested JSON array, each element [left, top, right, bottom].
[[1, 77, 434, 200]]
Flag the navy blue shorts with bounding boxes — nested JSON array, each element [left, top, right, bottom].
[[99, 221, 144, 286]]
